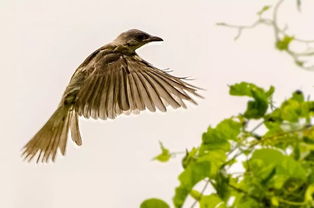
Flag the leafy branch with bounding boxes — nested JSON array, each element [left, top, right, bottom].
[[141, 82, 314, 208], [217, 0, 314, 70]]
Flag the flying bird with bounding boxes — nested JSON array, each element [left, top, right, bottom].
[[23, 29, 202, 162]]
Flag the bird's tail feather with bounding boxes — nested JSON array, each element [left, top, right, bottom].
[[69, 111, 82, 146], [22, 105, 81, 163]]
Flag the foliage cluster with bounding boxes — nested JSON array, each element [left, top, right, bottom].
[[141, 1, 314, 207], [141, 82, 314, 208]]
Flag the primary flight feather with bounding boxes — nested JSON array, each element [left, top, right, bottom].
[[23, 29, 202, 163]]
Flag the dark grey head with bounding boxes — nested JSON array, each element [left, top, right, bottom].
[[113, 29, 163, 50]]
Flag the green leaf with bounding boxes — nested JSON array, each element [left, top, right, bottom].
[[173, 158, 211, 208], [215, 172, 231, 200], [266, 86, 275, 97], [190, 189, 202, 201], [291, 90, 304, 102], [304, 127, 314, 141], [229, 82, 274, 119], [281, 100, 302, 122], [270, 196, 279, 207], [305, 184, 314, 201], [200, 194, 225, 208], [276, 36, 294, 51], [266, 90, 313, 124], [245, 99, 268, 119], [154, 142, 171, 162], [229, 82, 257, 97], [216, 119, 242, 141], [182, 148, 198, 169], [200, 118, 241, 155], [278, 91, 304, 122], [174, 149, 227, 208], [248, 149, 307, 189], [201, 128, 230, 153], [257, 5, 271, 16], [140, 198, 170, 208], [232, 196, 260, 208]]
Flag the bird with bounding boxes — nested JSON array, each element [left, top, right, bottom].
[[22, 29, 202, 163]]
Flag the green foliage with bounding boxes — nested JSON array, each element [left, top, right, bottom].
[[141, 82, 314, 208], [200, 194, 226, 208], [173, 158, 211, 207], [257, 5, 271, 16], [140, 198, 170, 208], [276, 36, 294, 51], [154, 142, 171, 162], [191, 190, 226, 208], [229, 82, 274, 118]]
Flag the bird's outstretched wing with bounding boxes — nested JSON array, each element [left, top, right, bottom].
[[74, 52, 202, 120]]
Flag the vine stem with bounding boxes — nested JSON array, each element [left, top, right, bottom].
[[277, 198, 306, 206], [190, 180, 210, 208], [272, 0, 284, 41]]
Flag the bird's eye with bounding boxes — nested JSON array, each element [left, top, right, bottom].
[[135, 33, 148, 41]]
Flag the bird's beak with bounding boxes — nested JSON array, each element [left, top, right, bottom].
[[147, 36, 163, 42]]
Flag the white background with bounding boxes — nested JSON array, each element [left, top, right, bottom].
[[2, 0, 314, 207]]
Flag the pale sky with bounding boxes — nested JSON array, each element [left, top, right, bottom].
[[2, 0, 314, 207]]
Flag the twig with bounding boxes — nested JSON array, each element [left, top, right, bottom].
[[261, 124, 313, 143], [227, 183, 260, 201], [277, 197, 306, 206], [170, 151, 186, 158], [249, 120, 264, 134], [217, 0, 314, 70], [272, 0, 284, 41], [217, 20, 264, 41], [190, 180, 210, 208], [223, 119, 264, 166]]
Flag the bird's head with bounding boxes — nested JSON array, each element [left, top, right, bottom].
[[113, 29, 163, 51]]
